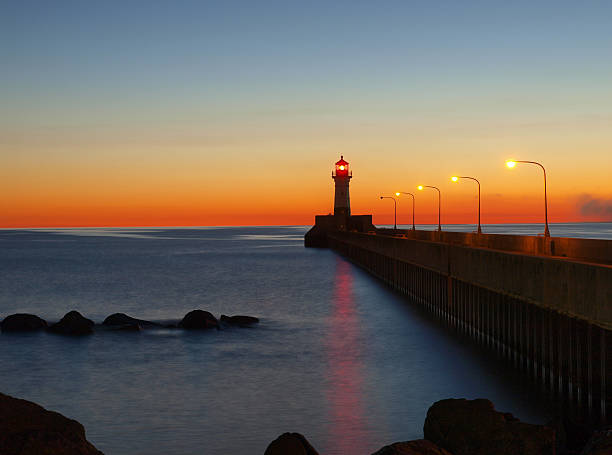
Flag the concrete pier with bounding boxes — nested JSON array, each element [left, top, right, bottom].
[[306, 222, 612, 426]]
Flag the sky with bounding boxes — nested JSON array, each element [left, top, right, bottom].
[[1, 0, 611, 227]]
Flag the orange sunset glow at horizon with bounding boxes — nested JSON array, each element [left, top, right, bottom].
[[2, 148, 612, 228]]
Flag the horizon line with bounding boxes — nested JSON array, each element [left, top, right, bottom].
[[1, 220, 611, 230]]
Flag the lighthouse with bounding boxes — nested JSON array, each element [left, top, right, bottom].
[[332, 156, 352, 217], [305, 156, 372, 246]]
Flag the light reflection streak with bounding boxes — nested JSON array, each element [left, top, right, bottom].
[[325, 257, 371, 454]]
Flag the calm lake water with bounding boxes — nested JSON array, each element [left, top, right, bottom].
[[0, 223, 610, 454]]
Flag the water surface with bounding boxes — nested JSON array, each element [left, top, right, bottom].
[[2, 224, 608, 454]]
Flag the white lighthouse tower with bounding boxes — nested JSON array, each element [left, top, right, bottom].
[[305, 156, 373, 246], [332, 156, 352, 217]]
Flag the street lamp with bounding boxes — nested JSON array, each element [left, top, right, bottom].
[[395, 192, 416, 230], [417, 185, 441, 231], [380, 196, 397, 230], [451, 176, 482, 234], [505, 160, 550, 237]]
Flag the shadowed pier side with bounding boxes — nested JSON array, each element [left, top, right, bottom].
[[306, 220, 612, 427]]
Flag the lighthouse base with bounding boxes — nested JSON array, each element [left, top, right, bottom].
[[304, 214, 374, 248]]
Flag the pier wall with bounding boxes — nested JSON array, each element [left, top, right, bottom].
[[327, 230, 612, 426], [375, 228, 612, 266]]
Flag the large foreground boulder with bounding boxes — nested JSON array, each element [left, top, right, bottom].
[[423, 398, 555, 455], [178, 310, 219, 330], [48, 311, 94, 335], [372, 440, 453, 455], [102, 313, 159, 329], [1, 314, 47, 332], [220, 314, 259, 326], [0, 392, 103, 455], [264, 433, 319, 455]]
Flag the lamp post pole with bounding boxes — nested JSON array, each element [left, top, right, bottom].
[[506, 160, 550, 237], [395, 192, 416, 230], [451, 176, 481, 234], [417, 185, 441, 231], [380, 196, 397, 230]]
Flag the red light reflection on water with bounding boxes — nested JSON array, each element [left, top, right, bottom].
[[325, 257, 371, 454]]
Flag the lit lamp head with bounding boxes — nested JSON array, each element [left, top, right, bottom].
[[395, 192, 400, 196], [417, 185, 424, 191], [506, 160, 517, 169], [451, 176, 459, 182], [335, 156, 349, 176]]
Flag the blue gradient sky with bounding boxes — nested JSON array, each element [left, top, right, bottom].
[[2, 1, 612, 226]]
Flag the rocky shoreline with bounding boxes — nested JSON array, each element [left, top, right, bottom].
[[264, 399, 611, 455], [0, 392, 103, 455], [1, 392, 610, 455], [0, 310, 259, 335]]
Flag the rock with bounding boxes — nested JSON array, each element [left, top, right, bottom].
[[372, 439, 454, 455], [423, 398, 555, 455], [264, 432, 319, 455], [48, 311, 95, 335], [0, 392, 103, 455], [178, 310, 219, 330], [581, 430, 612, 455], [102, 313, 159, 328], [1, 314, 47, 332], [220, 314, 259, 326]]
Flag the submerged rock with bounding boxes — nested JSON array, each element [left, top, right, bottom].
[[423, 398, 555, 455], [264, 432, 319, 455], [48, 311, 94, 335], [1, 314, 47, 332], [108, 323, 141, 332], [372, 440, 453, 455], [220, 314, 259, 326], [178, 310, 219, 330], [102, 313, 159, 328], [0, 392, 103, 455]]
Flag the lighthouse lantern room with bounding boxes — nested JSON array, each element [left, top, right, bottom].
[[332, 155, 352, 217]]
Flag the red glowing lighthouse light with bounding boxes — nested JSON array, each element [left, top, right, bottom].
[[335, 156, 349, 175]]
